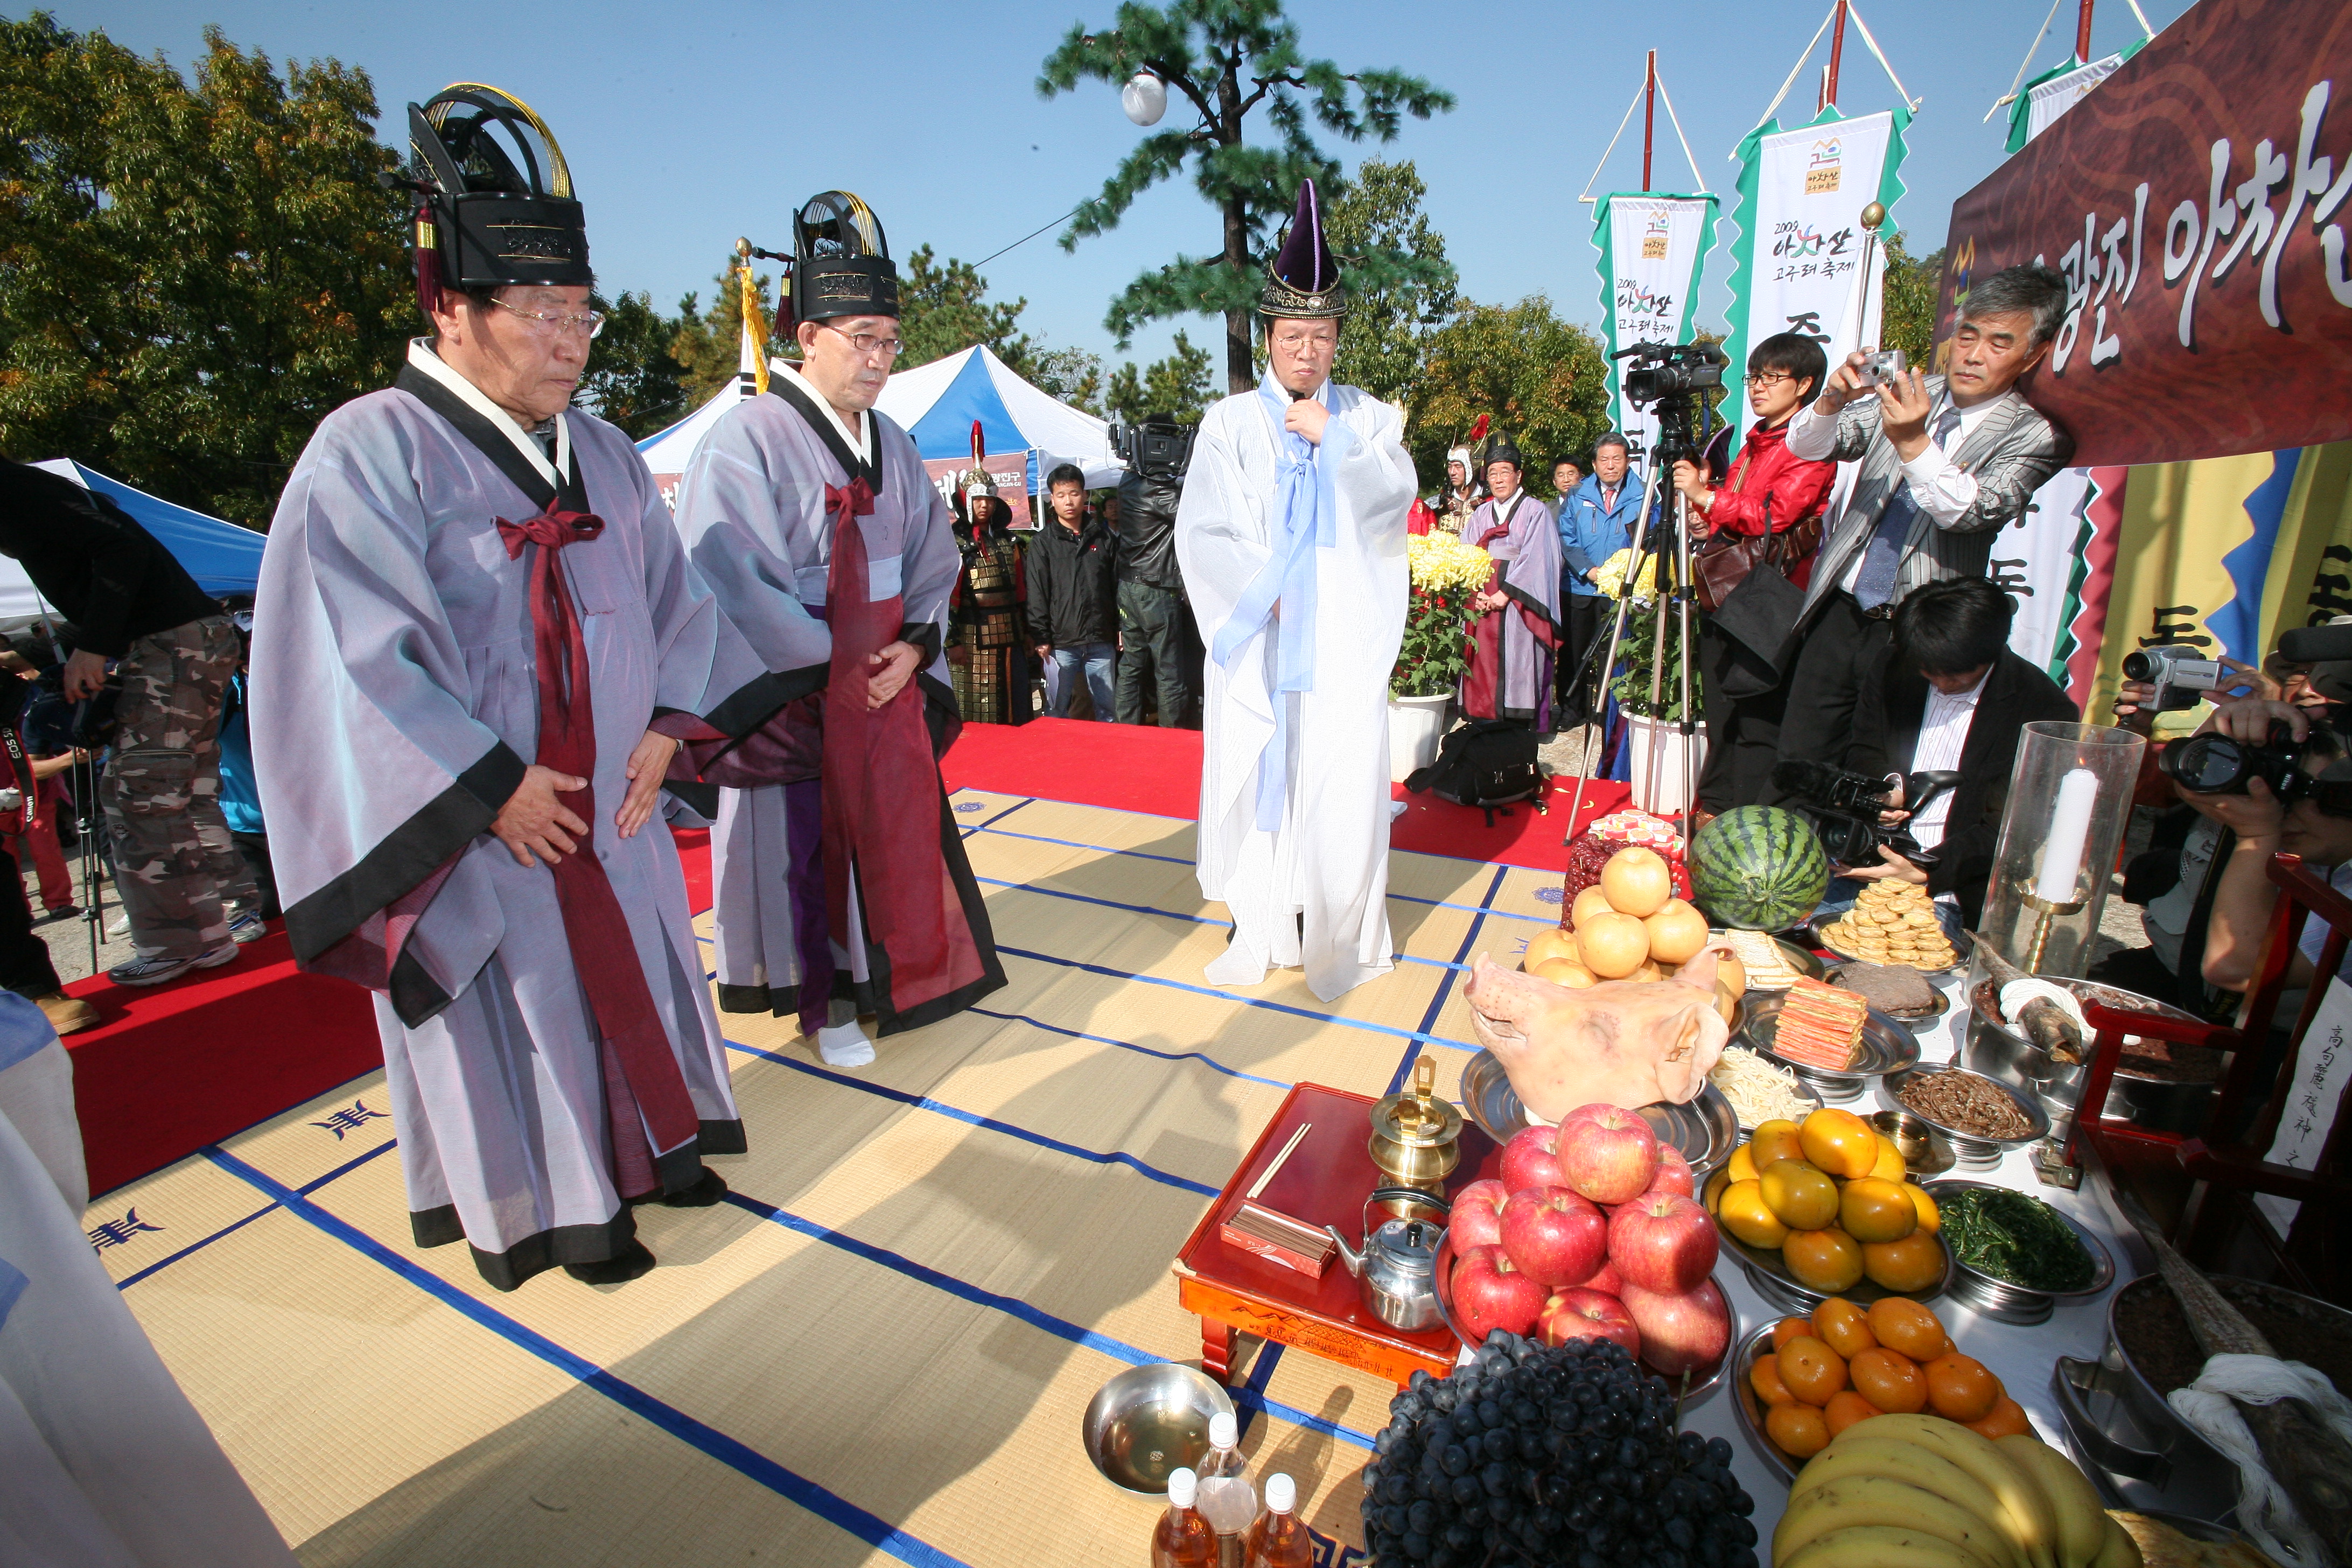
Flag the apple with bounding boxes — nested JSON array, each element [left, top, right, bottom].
[[1500, 1185, 1608, 1287], [1559, 1102, 1617, 1129], [1449, 1178, 1510, 1250], [1581, 1259, 1626, 1296], [1451, 1243, 1547, 1340], [1607, 1193, 1719, 1294], [1538, 1286, 1642, 1357], [1500, 1124, 1567, 1193], [1619, 1277, 1731, 1375], [1646, 1144, 1696, 1200], [1557, 1106, 1661, 1206]]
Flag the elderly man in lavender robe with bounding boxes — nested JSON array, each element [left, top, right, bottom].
[[251, 88, 790, 1290], [1461, 437, 1565, 729], [1179, 181, 1417, 1003], [672, 191, 1004, 1070]]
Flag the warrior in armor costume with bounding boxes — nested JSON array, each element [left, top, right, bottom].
[[947, 433, 1033, 725]]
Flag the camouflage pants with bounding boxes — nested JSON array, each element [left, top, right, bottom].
[[103, 617, 258, 959]]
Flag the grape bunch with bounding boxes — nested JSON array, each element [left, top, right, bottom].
[[1358, 1330, 1758, 1568]]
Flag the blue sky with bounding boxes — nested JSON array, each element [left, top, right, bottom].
[[53, 0, 2193, 376]]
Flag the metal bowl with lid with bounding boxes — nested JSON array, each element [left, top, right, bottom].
[[1458, 1050, 1740, 1175], [1880, 1065, 2050, 1167], [1369, 1053, 1464, 1192], [1920, 1178, 2113, 1324], [1739, 992, 1920, 1103]]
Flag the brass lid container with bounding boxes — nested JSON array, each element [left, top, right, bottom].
[[1367, 1055, 1463, 1192]]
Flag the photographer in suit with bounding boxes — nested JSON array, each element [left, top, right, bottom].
[[1838, 576, 2075, 926], [1764, 263, 2074, 797]]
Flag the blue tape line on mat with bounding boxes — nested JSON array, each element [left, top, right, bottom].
[[956, 795, 1033, 839], [964, 1005, 1292, 1090], [970, 874, 1465, 974], [202, 1147, 975, 1568], [722, 1039, 1219, 1198], [116, 1139, 402, 1291], [1385, 864, 1509, 1098]]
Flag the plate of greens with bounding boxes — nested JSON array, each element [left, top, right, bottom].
[[1921, 1180, 2114, 1324]]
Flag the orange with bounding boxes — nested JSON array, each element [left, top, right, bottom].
[[1600, 846, 1674, 918], [1749, 1119, 1806, 1171], [1963, 1394, 2032, 1440], [1776, 1334, 1850, 1405], [1823, 1389, 1881, 1437], [1748, 1355, 1798, 1407], [1760, 1160, 1840, 1230], [1783, 1227, 1866, 1293], [1905, 1183, 1941, 1235], [1866, 1299, 1951, 1362], [1840, 1177, 1921, 1244], [1765, 1402, 1831, 1459], [1868, 1133, 1908, 1183], [1799, 1108, 1880, 1179], [1570, 885, 1616, 930], [1861, 1231, 1948, 1293], [1523, 926, 1579, 970], [1770, 1316, 1814, 1350], [1849, 1347, 1929, 1414], [1577, 911, 1651, 979], [1702, 1166, 1733, 1215], [1924, 1353, 2001, 1422], [1645, 899, 1710, 966], [1810, 1298, 1878, 1359], [1720, 1179, 1794, 1249], [1726, 1144, 1760, 1184]]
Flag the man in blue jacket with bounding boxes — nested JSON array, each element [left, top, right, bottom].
[[1556, 433, 1643, 725]]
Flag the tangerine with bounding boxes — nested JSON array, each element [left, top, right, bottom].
[[1775, 1334, 1849, 1404], [1532, 957, 1600, 988], [1924, 1353, 2001, 1422], [1748, 1355, 1797, 1407], [1865, 1299, 1950, 1362], [1720, 1179, 1794, 1248], [1783, 1227, 1866, 1293], [1523, 926, 1579, 970], [1577, 911, 1651, 979], [1765, 1402, 1831, 1459], [1840, 1177, 1921, 1244], [1799, 1107, 1880, 1179], [1810, 1298, 1878, 1359], [1905, 1183, 1941, 1235], [1570, 885, 1616, 930], [1749, 1120, 1806, 1171], [1963, 1394, 2032, 1440], [1861, 1231, 1947, 1293], [1848, 1347, 1929, 1414], [1702, 1166, 1732, 1214], [1759, 1159, 1840, 1230], [1823, 1389, 1881, 1436], [1601, 846, 1674, 918], [1769, 1317, 1813, 1350], [1868, 1133, 1908, 1182]]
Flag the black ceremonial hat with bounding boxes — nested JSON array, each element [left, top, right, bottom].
[[400, 84, 591, 307], [1483, 433, 1524, 472], [787, 191, 899, 327], [1261, 180, 1348, 320]]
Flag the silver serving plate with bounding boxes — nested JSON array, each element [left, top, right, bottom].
[[1080, 1361, 1237, 1495], [1458, 1049, 1740, 1175], [1921, 1178, 2115, 1325], [1713, 1047, 1825, 1131], [1728, 1321, 1802, 1485], [1881, 1066, 2052, 1168], [1814, 920, 1975, 978], [1824, 962, 1952, 1020], [1716, 1218, 1953, 1314], [1739, 992, 1920, 1103]]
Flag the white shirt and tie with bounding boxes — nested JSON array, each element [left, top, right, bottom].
[[1786, 395, 2001, 602], [1901, 666, 1991, 853]]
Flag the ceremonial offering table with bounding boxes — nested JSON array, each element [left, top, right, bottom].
[[1174, 1082, 1499, 1390]]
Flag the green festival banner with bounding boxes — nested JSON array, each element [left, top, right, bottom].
[[1593, 192, 1718, 467]]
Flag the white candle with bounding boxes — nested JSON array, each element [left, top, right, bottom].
[[2034, 767, 2100, 904]]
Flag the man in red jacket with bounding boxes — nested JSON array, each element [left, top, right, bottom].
[[1674, 332, 1837, 815]]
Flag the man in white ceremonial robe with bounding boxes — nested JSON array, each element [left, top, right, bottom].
[[1178, 181, 1416, 1003]]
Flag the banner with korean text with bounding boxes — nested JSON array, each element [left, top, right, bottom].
[[1722, 106, 1912, 452], [1936, 0, 2352, 467], [1593, 193, 1717, 470]]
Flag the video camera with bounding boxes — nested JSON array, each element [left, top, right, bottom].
[[1770, 759, 1964, 870], [2120, 645, 2227, 712], [1107, 418, 1196, 485], [1615, 340, 1727, 468]]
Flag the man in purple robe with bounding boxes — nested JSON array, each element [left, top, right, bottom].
[[250, 88, 789, 1290], [672, 191, 1004, 1070], [1461, 437, 1564, 729]]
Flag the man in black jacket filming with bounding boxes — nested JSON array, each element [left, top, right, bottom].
[[1113, 418, 1198, 726], [0, 460, 261, 989]]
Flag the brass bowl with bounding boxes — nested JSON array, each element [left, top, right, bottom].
[[1080, 1362, 1237, 1496], [1867, 1109, 1956, 1177]]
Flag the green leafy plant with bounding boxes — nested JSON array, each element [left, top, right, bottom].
[[1390, 530, 1490, 699], [1590, 549, 1691, 721]]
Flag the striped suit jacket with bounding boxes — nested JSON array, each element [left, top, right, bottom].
[[1795, 377, 2074, 627]]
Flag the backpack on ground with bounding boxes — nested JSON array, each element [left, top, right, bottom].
[[1406, 719, 1541, 826]]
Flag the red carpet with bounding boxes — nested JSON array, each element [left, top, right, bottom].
[[74, 723, 1617, 1196]]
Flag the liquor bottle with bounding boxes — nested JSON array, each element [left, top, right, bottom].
[[1151, 1467, 1216, 1568], [1243, 1474, 1311, 1568], [1192, 1412, 1258, 1568]]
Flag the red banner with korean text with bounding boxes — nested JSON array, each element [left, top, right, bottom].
[[1933, 0, 2352, 467], [922, 452, 1035, 529]]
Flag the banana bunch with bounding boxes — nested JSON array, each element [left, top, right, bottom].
[[1774, 1416, 2143, 1568]]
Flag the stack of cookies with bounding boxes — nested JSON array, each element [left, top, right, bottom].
[[1721, 928, 1802, 991], [1817, 880, 1959, 970]]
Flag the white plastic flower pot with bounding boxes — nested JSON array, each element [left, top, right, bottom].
[[1626, 713, 1706, 816], [1388, 693, 1452, 784]]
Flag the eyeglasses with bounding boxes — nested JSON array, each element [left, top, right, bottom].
[[818, 322, 906, 360], [488, 296, 606, 339], [1749, 370, 1796, 387], [1270, 332, 1336, 353]]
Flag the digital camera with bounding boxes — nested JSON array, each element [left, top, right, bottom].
[[1852, 348, 1908, 388], [2121, 645, 2227, 712], [1770, 759, 1963, 870]]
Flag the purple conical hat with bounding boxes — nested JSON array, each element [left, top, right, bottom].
[[1262, 179, 1348, 320]]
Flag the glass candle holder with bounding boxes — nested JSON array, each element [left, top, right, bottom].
[[1972, 721, 2146, 981]]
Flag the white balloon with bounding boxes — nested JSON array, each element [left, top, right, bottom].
[[1121, 71, 1167, 127]]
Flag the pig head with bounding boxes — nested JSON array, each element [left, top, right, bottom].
[[1464, 944, 1730, 1120]]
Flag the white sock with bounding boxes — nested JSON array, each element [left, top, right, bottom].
[[1389, 799, 1409, 821], [816, 1021, 876, 1068]]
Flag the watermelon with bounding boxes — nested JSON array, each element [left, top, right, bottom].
[[1687, 805, 1829, 932]]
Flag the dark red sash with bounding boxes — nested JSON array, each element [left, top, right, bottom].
[[499, 508, 702, 1196]]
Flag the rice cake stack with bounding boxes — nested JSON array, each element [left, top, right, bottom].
[[1816, 880, 1958, 970], [1773, 976, 1871, 1069], [1721, 928, 1801, 991]]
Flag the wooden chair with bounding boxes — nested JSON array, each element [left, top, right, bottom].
[[2070, 852, 2352, 1298]]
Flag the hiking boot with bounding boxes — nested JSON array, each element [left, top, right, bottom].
[[228, 909, 267, 944], [108, 945, 239, 988], [32, 992, 99, 1035]]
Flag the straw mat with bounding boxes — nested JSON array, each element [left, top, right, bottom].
[[89, 789, 1572, 1566]]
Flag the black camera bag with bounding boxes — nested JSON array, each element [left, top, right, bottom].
[[1408, 719, 1541, 825]]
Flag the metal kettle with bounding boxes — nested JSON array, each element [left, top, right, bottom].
[[1327, 1193, 1448, 1333]]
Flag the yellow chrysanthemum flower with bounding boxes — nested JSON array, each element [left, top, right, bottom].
[[1590, 548, 1657, 603], [1406, 530, 1496, 596]]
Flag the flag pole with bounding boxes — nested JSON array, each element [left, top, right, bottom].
[[1641, 51, 1656, 192], [1825, 0, 1849, 108], [2074, 0, 2095, 62]]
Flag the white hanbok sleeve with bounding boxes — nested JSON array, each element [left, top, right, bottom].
[[1330, 397, 1417, 548]]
